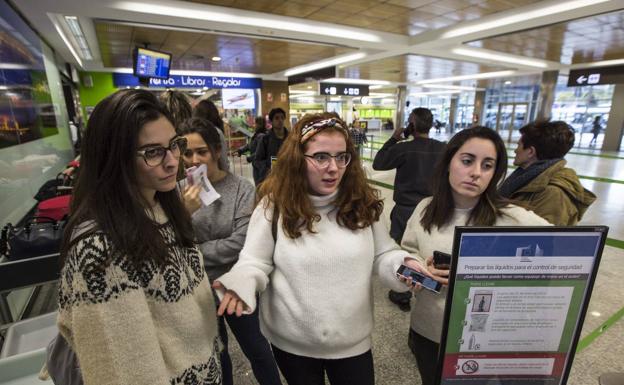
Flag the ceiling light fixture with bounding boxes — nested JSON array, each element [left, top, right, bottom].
[[64, 16, 93, 60], [422, 84, 485, 91], [169, 69, 258, 78], [116, 1, 382, 42], [417, 70, 517, 84], [211, 56, 221, 61], [322, 77, 391, 85], [51, 18, 83, 67], [441, 0, 610, 38], [410, 90, 462, 96], [453, 48, 548, 68], [578, 58, 624, 68], [283, 53, 367, 77]]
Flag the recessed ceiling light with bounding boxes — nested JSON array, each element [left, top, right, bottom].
[[283, 53, 366, 77], [441, 0, 610, 38], [117, 1, 382, 42], [453, 47, 548, 69], [504, 81, 512, 85], [307, 86, 312, 89], [422, 84, 485, 91], [417, 71, 517, 84], [323, 77, 391, 85], [211, 56, 221, 61]]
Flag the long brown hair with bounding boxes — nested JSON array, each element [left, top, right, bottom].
[[61, 89, 195, 268], [420, 126, 509, 233], [258, 113, 383, 239]]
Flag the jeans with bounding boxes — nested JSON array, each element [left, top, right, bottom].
[[272, 345, 374, 385], [218, 301, 282, 385], [408, 329, 440, 385]]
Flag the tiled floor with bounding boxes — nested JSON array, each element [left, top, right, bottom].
[[226, 134, 624, 384]]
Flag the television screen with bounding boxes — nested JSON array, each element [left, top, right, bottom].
[[222, 89, 255, 109], [134, 47, 171, 79]]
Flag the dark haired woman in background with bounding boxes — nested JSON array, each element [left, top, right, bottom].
[[179, 117, 282, 385], [193, 99, 230, 172], [400, 126, 549, 385], [56, 89, 221, 384]]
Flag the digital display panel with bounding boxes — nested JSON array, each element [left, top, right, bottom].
[[134, 47, 172, 79]]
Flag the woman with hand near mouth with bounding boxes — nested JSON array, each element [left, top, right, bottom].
[[214, 113, 424, 385], [179, 117, 282, 385], [400, 126, 550, 385]]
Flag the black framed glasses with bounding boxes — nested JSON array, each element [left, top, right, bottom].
[[304, 152, 351, 168], [136, 136, 188, 167]]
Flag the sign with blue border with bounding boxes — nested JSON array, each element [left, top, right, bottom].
[[113, 73, 262, 89]]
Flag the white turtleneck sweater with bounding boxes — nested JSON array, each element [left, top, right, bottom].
[[217, 190, 410, 359]]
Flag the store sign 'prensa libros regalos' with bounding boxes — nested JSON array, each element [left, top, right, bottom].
[[113, 73, 263, 89]]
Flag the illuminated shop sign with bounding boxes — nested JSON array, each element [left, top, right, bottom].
[[113, 73, 262, 89]]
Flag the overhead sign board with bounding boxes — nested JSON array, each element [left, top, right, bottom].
[[567, 65, 624, 87], [320, 82, 369, 97], [113, 73, 262, 89], [288, 66, 335, 85]]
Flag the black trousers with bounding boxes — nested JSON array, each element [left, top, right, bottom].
[[408, 329, 440, 385], [271, 345, 374, 385]]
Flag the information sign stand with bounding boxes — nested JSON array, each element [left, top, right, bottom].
[[436, 226, 609, 385]]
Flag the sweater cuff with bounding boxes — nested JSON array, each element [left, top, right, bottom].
[[215, 271, 258, 313]]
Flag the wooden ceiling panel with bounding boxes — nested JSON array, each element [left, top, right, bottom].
[[339, 54, 505, 83], [181, 0, 551, 36], [95, 21, 355, 74], [469, 9, 624, 65]]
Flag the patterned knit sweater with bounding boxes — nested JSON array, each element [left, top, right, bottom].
[[57, 206, 221, 385]]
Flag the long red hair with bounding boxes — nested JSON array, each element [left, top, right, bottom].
[[258, 113, 383, 239]]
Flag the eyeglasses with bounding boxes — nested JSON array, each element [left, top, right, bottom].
[[136, 136, 188, 167], [304, 152, 351, 168]]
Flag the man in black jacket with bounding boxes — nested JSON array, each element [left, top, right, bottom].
[[254, 108, 288, 184], [373, 107, 445, 310]]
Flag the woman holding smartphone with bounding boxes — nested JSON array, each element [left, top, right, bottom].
[[400, 126, 550, 385], [214, 113, 423, 385], [179, 117, 282, 385], [55, 90, 221, 384]]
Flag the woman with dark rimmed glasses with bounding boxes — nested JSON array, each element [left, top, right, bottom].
[[53, 89, 222, 384], [213, 113, 425, 385]]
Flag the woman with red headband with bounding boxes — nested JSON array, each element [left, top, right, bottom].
[[214, 113, 428, 385]]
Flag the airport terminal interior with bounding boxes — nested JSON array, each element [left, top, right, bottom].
[[1, 0, 624, 384]]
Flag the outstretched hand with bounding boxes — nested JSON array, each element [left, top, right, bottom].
[[212, 281, 248, 317]]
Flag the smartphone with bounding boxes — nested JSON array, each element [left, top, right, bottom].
[[433, 251, 452, 269], [396, 265, 442, 293]]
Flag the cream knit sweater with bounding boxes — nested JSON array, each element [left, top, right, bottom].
[[401, 197, 551, 343], [217, 190, 410, 359], [57, 205, 221, 385]]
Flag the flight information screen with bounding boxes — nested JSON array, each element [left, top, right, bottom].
[[134, 48, 171, 79]]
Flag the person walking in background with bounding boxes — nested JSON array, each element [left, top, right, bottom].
[[589, 115, 602, 146], [401, 126, 550, 385], [254, 107, 288, 184], [499, 120, 596, 225], [180, 117, 282, 385], [349, 123, 368, 158], [53, 89, 221, 384], [235, 116, 268, 185], [214, 113, 424, 385], [373, 107, 446, 311]]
